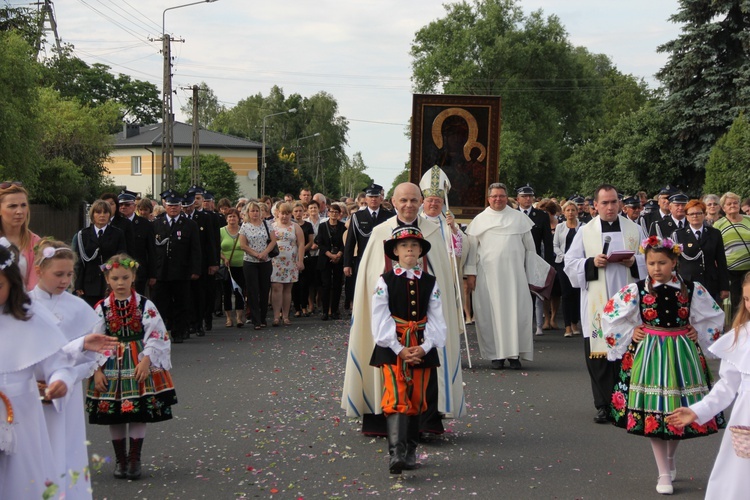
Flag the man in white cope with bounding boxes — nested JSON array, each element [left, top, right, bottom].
[[342, 182, 465, 436], [464, 183, 535, 370], [563, 184, 645, 424], [418, 166, 468, 435]]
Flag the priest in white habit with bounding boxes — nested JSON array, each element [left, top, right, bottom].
[[563, 184, 645, 424], [341, 182, 466, 436], [464, 182, 536, 370]]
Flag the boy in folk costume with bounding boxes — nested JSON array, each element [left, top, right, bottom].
[[369, 227, 446, 474]]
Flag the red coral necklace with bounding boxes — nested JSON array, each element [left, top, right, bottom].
[[106, 290, 142, 334]]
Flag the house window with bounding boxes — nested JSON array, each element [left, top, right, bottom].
[[131, 156, 142, 175], [173, 156, 183, 170]]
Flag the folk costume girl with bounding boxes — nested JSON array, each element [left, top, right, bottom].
[[369, 227, 446, 474], [85, 254, 177, 480], [30, 240, 118, 499], [602, 236, 725, 495], [0, 238, 74, 499]]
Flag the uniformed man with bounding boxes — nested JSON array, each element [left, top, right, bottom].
[[152, 190, 201, 343], [343, 183, 393, 284], [203, 190, 226, 318], [516, 184, 554, 264], [571, 195, 592, 224], [101, 192, 135, 254], [649, 192, 689, 238], [643, 185, 675, 229], [183, 187, 219, 335], [622, 196, 642, 222], [118, 189, 156, 295]]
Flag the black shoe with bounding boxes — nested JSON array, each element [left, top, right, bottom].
[[331, 312, 341, 320], [196, 326, 205, 337], [594, 408, 608, 424], [491, 359, 505, 370], [321, 314, 329, 321], [172, 333, 184, 344], [204, 320, 212, 332], [403, 416, 420, 470], [508, 359, 522, 370]]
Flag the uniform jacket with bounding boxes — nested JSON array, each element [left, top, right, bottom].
[[649, 215, 687, 238], [153, 214, 202, 281], [128, 214, 156, 281], [674, 225, 730, 299], [73, 225, 127, 296], [183, 209, 219, 270], [521, 207, 555, 264], [110, 215, 135, 256], [343, 208, 394, 268]]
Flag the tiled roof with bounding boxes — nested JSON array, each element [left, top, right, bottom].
[[113, 122, 261, 149]]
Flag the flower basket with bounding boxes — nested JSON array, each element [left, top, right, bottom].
[[729, 425, 750, 459]]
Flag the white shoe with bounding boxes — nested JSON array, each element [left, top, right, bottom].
[[656, 474, 673, 495], [535, 328, 544, 336]]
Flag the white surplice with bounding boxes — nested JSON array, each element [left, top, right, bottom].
[[464, 206, 535, 361]]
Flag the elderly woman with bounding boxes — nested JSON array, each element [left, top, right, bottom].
[[239, 201, 277, 330], [73, 200, 127, 307], [0, 182, 42, 289], [714, 192, 750, 316], [702, 194, 722, 226], [553, 200, 584, 337], [674, 199, 729, 303]]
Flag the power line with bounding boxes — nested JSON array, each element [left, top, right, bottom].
[[94, 0, 159, 37], [74, 0, 152, 50]]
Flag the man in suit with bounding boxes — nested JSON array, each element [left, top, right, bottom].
[[182, 187, 219, 336], [152, 190, 201, 343], [118, 189, 156, 295], [201, 190, 226, 322], [516, 184, 555, 264], [343, 183, 393, 295], [674, 199, 730, 302], [649, 192, 689, 238]]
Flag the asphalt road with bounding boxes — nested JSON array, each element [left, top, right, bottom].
[[85, 315, 725, 499]]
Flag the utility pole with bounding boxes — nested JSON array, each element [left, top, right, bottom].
[[35, 0, 62, 57], [191, 84, 200, 185]]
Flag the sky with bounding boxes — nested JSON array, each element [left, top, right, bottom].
[[27, 0, 682, 192]]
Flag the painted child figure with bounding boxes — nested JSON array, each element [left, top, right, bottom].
[[602, 235, 725, 495], [85, 254, 177, 480], [668, 272, 750, 500], [369, 227, 447, 474], [29, 240, 119, 499], [0, 238, 74, 498]]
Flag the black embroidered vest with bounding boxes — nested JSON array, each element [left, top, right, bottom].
[[636, 279, 694, 329]]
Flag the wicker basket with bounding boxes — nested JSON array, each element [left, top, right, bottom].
[[730, 425, 750, 459]]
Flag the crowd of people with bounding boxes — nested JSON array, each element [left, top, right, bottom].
[[1, 175, 750, 496]]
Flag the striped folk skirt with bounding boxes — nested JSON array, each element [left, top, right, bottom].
[[609, 328, 725, 439]]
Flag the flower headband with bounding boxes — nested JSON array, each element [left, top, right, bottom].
[[0, 237, 14, 270], [640, 235, 683, 256], [100, 257, 140, 272], [39, 246, 72, 262]]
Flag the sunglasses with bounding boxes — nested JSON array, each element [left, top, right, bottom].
[[0, 181, 23, 189]]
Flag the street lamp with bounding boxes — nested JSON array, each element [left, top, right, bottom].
[[295, 132, 320, 173], [315, 146, 336, 191], [261, 108, 297, 196], [160, 0, 219, 192]]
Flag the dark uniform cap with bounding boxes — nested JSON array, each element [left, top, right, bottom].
[[669, 193, 689, 204], [568, 194, 585, 204], [182, 192, 196, 206], [622, 196, 641, 208], [187, 185, 205, 195], [643, 199, 658, 211], [161, 189, 182, 206], [118, 189, 138, 203], [364, 183, 383, 197], [516, 184, 534, 195], [203, 191, 214, 201], [659, 184, 677, 196]]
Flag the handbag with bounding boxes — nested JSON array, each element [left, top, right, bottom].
[[263, 221, 280, 258]]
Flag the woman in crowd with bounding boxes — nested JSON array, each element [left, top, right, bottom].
[[73, 200, 127, 307], [714, 192, 750, 316], [137, 198, 154, 221], [539, 199, 561, 331], [0, 182, 42, 289], [220, 208, 246, 327], [291, 201, 314, 317], [703, 194, 722, 226], [315, 202, 345, 320], [675, 199, 730, 304], [553, 200, 583, 337], [305, 200, 323, 315], [239, 202, 277, 330], [270, 202, 305, 326]]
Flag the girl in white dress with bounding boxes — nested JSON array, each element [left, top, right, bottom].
[[29, 240, 118, 499], [0, 238, 73, 499], [668, 272, 750, 499]]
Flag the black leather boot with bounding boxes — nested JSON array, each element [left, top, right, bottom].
[[127, 437, 144, 479], [112, 438, 127, 479], [404, 416, 421, 470], [386, 413, 408, 474]]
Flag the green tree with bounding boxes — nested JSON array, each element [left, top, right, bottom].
[[387, 162, 411, 199], [704, 113, 750, 197], [180, 82, 225, 129], [656, 0, 750, 191], [0, 5, 41, 49], [410, 0, 650, 193], [0, 31, 41, 185], [563, 103, 681, 197], [175, 154, 240, 201], [340, 152, 374, 198]]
